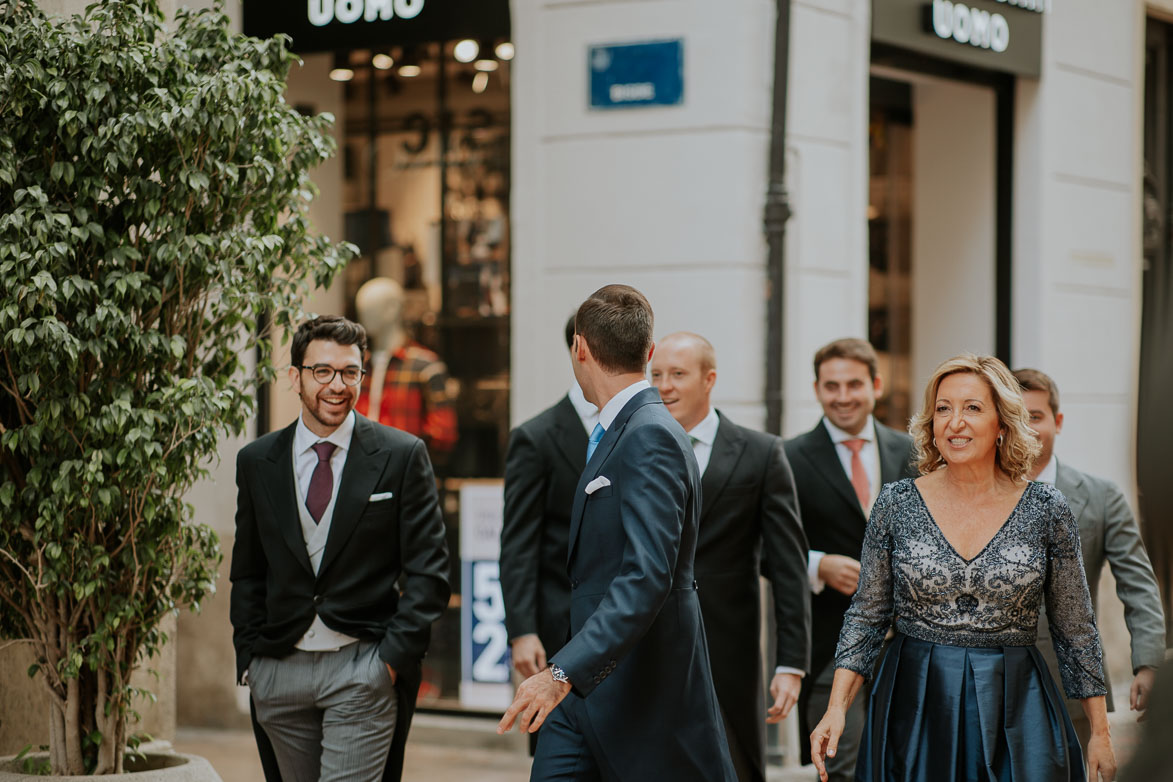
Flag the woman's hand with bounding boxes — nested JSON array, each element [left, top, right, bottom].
[[1085, 731, 1116, 781], [810, 707, 846, 782]]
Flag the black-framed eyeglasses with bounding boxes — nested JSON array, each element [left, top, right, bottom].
[[296, 364, 365, 386]]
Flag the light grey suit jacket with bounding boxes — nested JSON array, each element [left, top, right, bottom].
[[1038, 461, 1166, 715]]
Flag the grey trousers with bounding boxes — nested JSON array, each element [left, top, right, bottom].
[[805, 661, 867, 782], [249, 641, 398, 782]]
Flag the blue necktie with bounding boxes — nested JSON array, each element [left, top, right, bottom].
[[586, 423, 605, 463]]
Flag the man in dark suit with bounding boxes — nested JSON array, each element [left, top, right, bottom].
[[498, 285, 736, 782], [501, 317, 598, 683], [1014, 368, 1165, 749], [230, 315, 450, 782], [649, 332, 809, 782], [784, 338, 915, 781]]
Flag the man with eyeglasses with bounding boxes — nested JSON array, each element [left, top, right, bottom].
[[230, 315, 450, 782]]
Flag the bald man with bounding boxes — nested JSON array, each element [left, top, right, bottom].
[[651, 333, 811, 782]]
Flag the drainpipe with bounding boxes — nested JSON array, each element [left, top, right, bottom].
[[764, 0, 793, 436]]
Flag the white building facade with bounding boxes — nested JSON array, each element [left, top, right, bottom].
[[8, 0, 1169, 765]]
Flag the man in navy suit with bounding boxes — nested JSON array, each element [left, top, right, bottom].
[[498, 285, 736, 782]]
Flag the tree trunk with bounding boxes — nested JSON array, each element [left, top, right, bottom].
[[64, 675, 84, 774], [94, 668, 116, 775], [49, 698, 66, 775]]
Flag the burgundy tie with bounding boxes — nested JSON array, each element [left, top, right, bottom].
[[306, 442, 337, 524]]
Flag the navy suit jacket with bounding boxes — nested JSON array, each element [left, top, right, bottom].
[[551, 387, 736, 781]]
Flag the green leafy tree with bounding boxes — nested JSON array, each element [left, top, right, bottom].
[[0, 0, 352, 773]]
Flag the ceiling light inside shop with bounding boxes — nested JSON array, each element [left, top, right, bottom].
[[495, 41, 515, 61], [330, 51, 354, 82], [454, 39, 479, 63], [472, 71, 489, 94], [399, 63, 422, 77], [372, 52, 394, 70], [474, 59, 499, 72]]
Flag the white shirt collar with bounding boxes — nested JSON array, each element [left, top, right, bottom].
[[294, 409, 356, 456], [823, 415, 875, 444], [597, 380, 651, 431], [1035, 453, 1058, 485], [568, 381, 600, 432], [687, 407, 719, 446]]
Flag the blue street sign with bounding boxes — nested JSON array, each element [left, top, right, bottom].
[[589, 39, 684, 110]]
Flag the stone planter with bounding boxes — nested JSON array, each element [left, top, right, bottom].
[[0, 748, 221, 781]]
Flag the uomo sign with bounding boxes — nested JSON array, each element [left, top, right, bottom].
[[243, 0, 509, 53], [872, 0, 1043, 77]]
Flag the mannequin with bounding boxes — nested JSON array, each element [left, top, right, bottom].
[[354, 277, 458, 455]]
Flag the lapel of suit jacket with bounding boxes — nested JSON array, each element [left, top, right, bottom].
[[551, 395, 588, 476], [807, 420, 866, 519], [700, 411, 746, 522], [257, 421, 315, 578], [319, 415, 392, 579], [566, 387, 661, 565], [875, 422, 911, 484], [1054, 460, 1089, 525]]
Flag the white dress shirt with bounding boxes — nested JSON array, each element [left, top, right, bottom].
[[596, 379, 651, 432], [568, 381, 600, 436], [685, 407, 719, 475], [807, 416, 882, 595], [1035, 453, 1058, 485], [292, 410, 360, 651]]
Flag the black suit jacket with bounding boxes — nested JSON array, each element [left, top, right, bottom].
[[230, 414, 450, 781], [499, 394, 587, 658], [784, 418, 914, 756], [552, 387, 736, 781], [695, 412, 810, 782]]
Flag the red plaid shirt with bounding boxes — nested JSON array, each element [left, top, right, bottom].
[[356, 343, 458, 453]]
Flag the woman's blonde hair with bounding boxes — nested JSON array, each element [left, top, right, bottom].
[[910, 354, 1041, 480]]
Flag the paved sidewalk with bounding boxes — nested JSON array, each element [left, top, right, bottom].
[[175, 725, 534, 782], [175, 705, 1144, 782]]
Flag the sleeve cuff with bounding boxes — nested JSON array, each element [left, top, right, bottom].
[[774, 666, 805, 678], [808, 550, 826, 595]]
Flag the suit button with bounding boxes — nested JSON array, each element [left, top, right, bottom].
[[571, 579, 579, 590], [313, 595, 324, 606]]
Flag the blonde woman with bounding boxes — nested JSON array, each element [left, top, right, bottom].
[[810, 355, 1116, 781]]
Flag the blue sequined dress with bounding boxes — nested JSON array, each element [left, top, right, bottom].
[[835, 479, 1106, 782]]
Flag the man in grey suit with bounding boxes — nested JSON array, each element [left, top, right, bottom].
[[1014, 368, 1166, 747]]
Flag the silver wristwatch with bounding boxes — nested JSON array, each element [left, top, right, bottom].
[[550, 664, 569, 684]]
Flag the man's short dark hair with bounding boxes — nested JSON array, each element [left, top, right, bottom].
[[291, 315, 368, 367], [1012, 368, 1060, 416], [574, 285, 654, 374], [564, 314, 577, 351], [813, 338, 878, 382]]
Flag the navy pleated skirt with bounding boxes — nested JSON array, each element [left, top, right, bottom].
[[855, 633, 1085, 782]]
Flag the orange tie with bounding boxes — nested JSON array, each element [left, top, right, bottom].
[[842, 438, 870, 510]]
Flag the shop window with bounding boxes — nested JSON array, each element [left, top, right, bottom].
[[868, 78, 913, 428], [338, 40, 512, 708]]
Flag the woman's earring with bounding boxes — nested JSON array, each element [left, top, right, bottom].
[[997, 433, 1005, 447]]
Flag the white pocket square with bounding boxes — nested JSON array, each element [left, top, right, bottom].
[[584, 476, 612, 495], [369, 491, 394, 502]]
